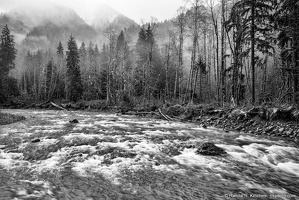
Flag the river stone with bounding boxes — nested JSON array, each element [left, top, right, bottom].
[[69, 119, 79, 123], [31, 138, 41, 143], [229, 109, 247, 120], [196, 142, 226, 156]]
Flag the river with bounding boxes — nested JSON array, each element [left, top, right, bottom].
[[0, 109, 298, 200]]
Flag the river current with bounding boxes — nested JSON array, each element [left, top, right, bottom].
[[0, 109, 298, 200]]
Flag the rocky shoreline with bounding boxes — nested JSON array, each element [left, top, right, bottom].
[[163, 104, 299, 143], [1, 100, 299, 143]]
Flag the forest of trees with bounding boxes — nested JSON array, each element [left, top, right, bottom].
[[1, 0, 299, 107]]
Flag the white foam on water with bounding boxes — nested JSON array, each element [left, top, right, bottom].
[[0, 133, 8, 137], [63, 133, 105, 140], [217, 144, 244, 152], [30, 125, 64, 130], [276, 162, 299, 176], [154, 122, 191, 128], [72, 155, 104, 175], [42, 129, 60, 133], [235, 135, 275, 144], [143, 130, 172, 136], [73, 126, 84, 131], [261, 145, 299, 166], [32, 111, 46, 114], [235, 143, 299, 177], [0, 150, 24, 168], [95, 114, 115, 118], [243, 143, 267, 158], [38, 138, 59, 146], [20, 132, 35, 137], [32, 145, 96, 172], [34, 150, 67, 171], [266, 145, 299, 156], [191, 127, 224, 134], [176, 130, 193, 137], [97, 122, 130, 128], [72, 155, 146, 185], [97, 141, 131, 150], [76, 123, 94, 128], [132, 140, 161, 153], [216, 144, 256, 163], [55, 120, 68, 125], [173, 148, 223, 168], [259, 145, 299, 177], [70, 145, 97, 152], [57, 113, 69, 117], [152, 164, 186, 174], [129, 120, 157, 125], [227, 152, 254, 163], [0, 128, 19, 133], [18, 142, 29, 150]]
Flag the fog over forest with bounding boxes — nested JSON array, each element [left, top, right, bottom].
[[0, 0, 298, 106], [1, 1, 299, 199]]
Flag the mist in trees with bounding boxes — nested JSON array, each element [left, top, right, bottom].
[[2, 0, 299, 107], [0, 24, 18, 103]]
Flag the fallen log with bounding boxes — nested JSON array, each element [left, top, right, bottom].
[[50, 102, 76, 117], [50, 102, 69, 111], [158, 108, 173, 121], [36, 100, 50, 108]]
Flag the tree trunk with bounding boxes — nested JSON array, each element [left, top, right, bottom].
[[293, 40, 299, 104], [262, 55, 268, 95], [189, 0, 199, 103], [251, 0, 255, 105], [221, 0, 226, 105]]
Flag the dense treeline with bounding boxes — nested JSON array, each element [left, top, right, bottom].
[[1, 0, 299, 107]]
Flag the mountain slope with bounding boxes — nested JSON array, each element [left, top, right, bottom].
[[9, 1, 86, 28], [0, 2, 98, 49], [87, 4, 138, 32], [0, 13, 28, 34], [0, 2, 139, 49]]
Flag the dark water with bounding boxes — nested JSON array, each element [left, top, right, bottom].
[[0, 109, 298, 200]]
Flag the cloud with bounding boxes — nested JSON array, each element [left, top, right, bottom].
[[0, 0, 17, 10], [0, 0, 185, 23]]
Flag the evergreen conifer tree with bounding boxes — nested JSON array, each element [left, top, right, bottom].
[[0, 24, 17, 102], [275, 0, 299, 104], [57, 41, 64, 55], [227, 0, 275, 104], [56, 41, 66, 99], [66, 35, 83, 102]]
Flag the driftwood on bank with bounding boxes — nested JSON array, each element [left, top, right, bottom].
[[50, 102, 76, 116], [158, 108, 173, 121], [50, 102, 68, 111]]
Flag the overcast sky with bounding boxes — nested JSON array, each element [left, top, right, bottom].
[[0, 0, 187, 23]]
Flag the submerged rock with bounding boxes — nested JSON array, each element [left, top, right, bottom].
[[196, 142, 226, 156], [69, 119, 79, 123], [31, 138, 41, 143]]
